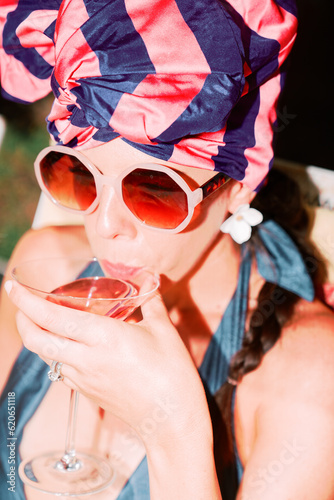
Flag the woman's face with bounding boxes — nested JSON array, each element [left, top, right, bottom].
[[82, 138, 234, 284]]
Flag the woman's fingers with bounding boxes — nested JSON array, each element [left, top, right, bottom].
[[141, 291, 170, 322], [140, 291, 180, 339], [5, 279, 109, 345], [15, 309, 91, 391], [15, 309, 83, 365]]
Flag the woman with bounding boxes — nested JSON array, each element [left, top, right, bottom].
[[1, 1, 334, 499]]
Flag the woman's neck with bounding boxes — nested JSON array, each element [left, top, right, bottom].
[[162, 232, 241, 365]]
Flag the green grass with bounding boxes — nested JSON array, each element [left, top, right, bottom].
[[0, 121, 50, 260]]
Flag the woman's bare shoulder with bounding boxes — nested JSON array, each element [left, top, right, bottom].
[[236, 299, 334, 433], [237, 301, 334, 497], [1, 224, 92, 318], [253, 299, 334, 390], [6, 225, 92, 264], [245, 299, 334, 433], [240, 298, 334, 390], [281, 298, 334, 355]]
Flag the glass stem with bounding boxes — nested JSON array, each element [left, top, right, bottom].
[[56, 390, 81, 471]]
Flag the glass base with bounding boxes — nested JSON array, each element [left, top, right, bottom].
[[19, 450, 115, 496]]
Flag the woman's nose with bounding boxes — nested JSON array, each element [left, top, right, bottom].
[[95, 186, 138, 239]]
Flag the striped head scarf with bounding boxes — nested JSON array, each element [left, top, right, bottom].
[[0, 0, 297, 190]]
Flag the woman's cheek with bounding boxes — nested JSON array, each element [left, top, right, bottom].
[[83, 200, 224, 282], [83, 217, 97, 253]]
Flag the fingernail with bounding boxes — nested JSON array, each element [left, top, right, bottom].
[[4, 280, 13, 295]]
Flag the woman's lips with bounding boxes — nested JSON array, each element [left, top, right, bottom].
[[100, 260, 143, 279]]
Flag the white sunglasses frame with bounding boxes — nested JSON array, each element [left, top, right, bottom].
[[34, 145, 230, 234]]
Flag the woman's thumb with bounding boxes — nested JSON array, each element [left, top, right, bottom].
[[141, 290, 169, 321]]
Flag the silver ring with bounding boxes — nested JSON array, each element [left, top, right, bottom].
[[48, 361, 64, 382]]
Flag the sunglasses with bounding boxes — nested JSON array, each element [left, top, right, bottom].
[[34, 146, 231, 233]]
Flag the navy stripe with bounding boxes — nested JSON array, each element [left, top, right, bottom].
[[122, 139, 175, 162], [71, 74, 152, 130], [213, 87, 260, 179], [273, 0, 298, 17], [77, 0, 156, 131], [81, 0, 155, 76], [218, 0, 281, 75], [175, 0, 243, 74], [153, 73, 243, 143], [93, 128, 120, 143], [1, 87, 31, 104], [3, 0, 57, 80]]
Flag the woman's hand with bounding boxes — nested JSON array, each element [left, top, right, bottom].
[[5, 279, 223, 499], [4, 279, 209, 445]]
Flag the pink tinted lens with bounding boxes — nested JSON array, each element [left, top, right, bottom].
[[122, 169, 188, 229], [39, 151, 97, 211]]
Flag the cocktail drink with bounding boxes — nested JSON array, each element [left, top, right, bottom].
[[11, 257, 159, 496]]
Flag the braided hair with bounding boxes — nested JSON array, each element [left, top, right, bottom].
[[211, 168, 327, 498]]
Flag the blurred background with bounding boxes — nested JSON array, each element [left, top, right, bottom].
[[0, 95, 52, 272], [0, 0, 332, 273]]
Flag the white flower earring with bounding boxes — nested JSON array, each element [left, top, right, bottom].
[[220, 204, 263, 244]]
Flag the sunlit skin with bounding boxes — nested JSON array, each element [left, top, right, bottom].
[[3, 138, 334, 500]]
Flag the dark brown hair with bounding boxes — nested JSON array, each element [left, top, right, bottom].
[[211, 167, 327, 498]]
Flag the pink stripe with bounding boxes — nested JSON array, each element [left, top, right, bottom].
[[169, 127, 227, 171], [242, 71, 281, 190], [55, 0, 88, 54], [57, 84, 79, 107], [16, 10, 57, 66], [0, 53, 51, 101], [48, 99, 73, 134], [240, 62, 250, 97], [226, 0, 297, 64], [0, 1, 40, 101], [323, 284, 334, 309], [54, 0, 101, 86], [110, 0, 210, 142], [75, 125, 100, 147], [75, 136, 106, 150], [125, 0, 211, 74], [48, 96, 99, 147], [110, 73, 210, 144]]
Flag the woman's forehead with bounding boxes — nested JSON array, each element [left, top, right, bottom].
[[81, 137, 216, 183]]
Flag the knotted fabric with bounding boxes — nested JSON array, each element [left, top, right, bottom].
[[1, 0, 298, 190]]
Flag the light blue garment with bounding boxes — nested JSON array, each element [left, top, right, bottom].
[[0, 220, 314, 499]]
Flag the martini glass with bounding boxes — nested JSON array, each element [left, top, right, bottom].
[[11, 257, 159, 497]]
